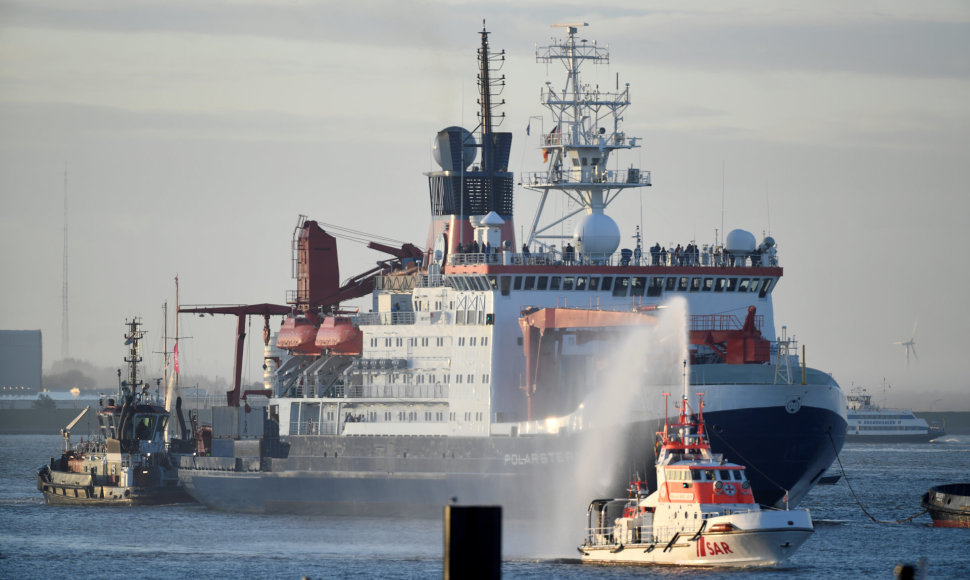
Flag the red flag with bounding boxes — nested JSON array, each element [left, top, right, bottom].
[[173, 342, 180, 374]]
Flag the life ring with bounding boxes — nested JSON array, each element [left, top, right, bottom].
[[722, 483, 737, 496]]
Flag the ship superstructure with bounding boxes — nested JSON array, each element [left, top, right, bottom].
[[177, 24, 847, 516]]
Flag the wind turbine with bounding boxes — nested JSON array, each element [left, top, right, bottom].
[[894, 320, 918, 366]]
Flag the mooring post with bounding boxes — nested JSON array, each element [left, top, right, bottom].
[[443, 504, 501, 579]]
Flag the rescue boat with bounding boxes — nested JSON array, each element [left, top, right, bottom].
[[578, 387, 814, 567]]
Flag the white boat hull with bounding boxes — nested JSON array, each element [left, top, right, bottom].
[[580, 510, 813, 567]]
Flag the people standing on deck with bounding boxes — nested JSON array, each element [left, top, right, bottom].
[[564, 243, 575, 265], [522, 243, 531, 260], [660, 246, 668, 266], [472, 240, 480, 254]]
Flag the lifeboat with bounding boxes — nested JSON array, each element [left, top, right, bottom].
[[276, 314, 323, 355], [315, 316, 363, 356]]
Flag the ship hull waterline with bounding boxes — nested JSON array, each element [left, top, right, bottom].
[[179, 405, 846, 515]]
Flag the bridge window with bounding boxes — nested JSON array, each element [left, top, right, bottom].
[[727, 278, 738, 292], [601, 277, 613, 291], [612, 277, 629, 297], [630, 277, 646, 297], [487, 275, 498, 290], [537, 276, 549, 290], [702, 278, 714, 291], [513, 276, 523, 291], [500, 276, 511, 296], [691, 278, 701, 292], [678, 277, 689, 291], [759, 278, 775, 298], [749, 279, 761, 293], [550, 276, 561, 291], [562, 276, 575, 291], [588, 277, 599, 291], [575, 276, 587, 291], [523, 276, 536, 290], [738, 278, 750, 292], [714, 278, 726, 292], [665, 277, 676, 291], [647, 277, 663, 297]]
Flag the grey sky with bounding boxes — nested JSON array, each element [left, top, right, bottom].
[[2, 1, 968, 409]]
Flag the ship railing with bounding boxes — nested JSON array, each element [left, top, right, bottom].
[[519, 168, 651, 188], [355, 311, 415, 326], [290, 420, 338, 435], [690, 314, 764, 333], [447, 249, 780, 269]]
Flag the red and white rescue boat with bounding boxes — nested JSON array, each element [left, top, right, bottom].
[[579, 391, 814, 567]]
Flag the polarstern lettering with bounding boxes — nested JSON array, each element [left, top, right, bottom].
[[503, 451, 575, 466]]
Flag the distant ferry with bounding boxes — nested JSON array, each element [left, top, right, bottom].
[[845, 388, 944, 443]]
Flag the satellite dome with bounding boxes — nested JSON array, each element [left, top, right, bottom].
[[574, 213, 620, 257], [433, 126, 477, 171], [725, 229, 756, 254]]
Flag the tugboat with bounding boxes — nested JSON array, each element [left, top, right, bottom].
[[921, 483, 970, 528], [36, 318, 194, 506], [579, 376, 814, 567]]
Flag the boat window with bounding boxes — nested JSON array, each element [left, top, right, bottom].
[[550, 276, 561, 291], [612, 277, 629, 297], [678, 277, 689, 291], [738, 278, 750, 292], [704, 469, 715, 481], [562, 276, 575, 291], [647, 277, 663, 297], [537, 276, 549, 291], [702, 278, 713, 291], [691, 470, 702, 481], [487, 275, 498, 290], [630, 277, 646, 297], [500, 276, 511, 296], [452, 277, 466, 291], [601, 277, 613, 291], [726, 278, 738, 292], [749, 279, 761, 293], [665, 277, 676, 291], [588, 277, 599, 291], [759, 278, 775, 298], [575, 276, 587, 291], [714, 278, 726, 292], [691, 278, 701, 292], [523, 276, 536, 290], [134, 415, 156, 440], [513, 276, 523, 291]]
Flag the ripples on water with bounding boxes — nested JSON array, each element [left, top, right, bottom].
[[2, 434, 968, 579]]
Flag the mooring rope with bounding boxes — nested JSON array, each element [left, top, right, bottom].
[[827, 432, 928, 524]]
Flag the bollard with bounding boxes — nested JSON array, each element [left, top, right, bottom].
[[443, 505, 501, 579]]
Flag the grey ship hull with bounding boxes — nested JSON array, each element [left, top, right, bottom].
[[179, 404, 846, 515]]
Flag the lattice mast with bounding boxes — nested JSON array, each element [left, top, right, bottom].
[[522, 23, 651, 258]]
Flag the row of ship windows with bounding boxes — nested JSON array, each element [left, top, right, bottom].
[[369, 336, 490, 348], [666, 468, 747, 482], [314, 411, 484, 423], [365, 373, 490, 385], [853, 426, 927, 431], [847, 415, 916, 421], [449, 274, 776, 298]]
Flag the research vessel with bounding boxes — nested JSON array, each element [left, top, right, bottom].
[[579, 391, 813, 567], [177, 24, 847, 515], [37, 319, 194, 506]]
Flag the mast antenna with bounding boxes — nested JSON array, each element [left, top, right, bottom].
[[61, 168, 69, 360]]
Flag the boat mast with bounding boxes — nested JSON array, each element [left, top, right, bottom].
[[522, 23, 650, 260]]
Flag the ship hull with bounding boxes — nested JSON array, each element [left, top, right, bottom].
[[37, 467, 192, 506], [179, 396, 846, 515], [846, 433, 943, 444]]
